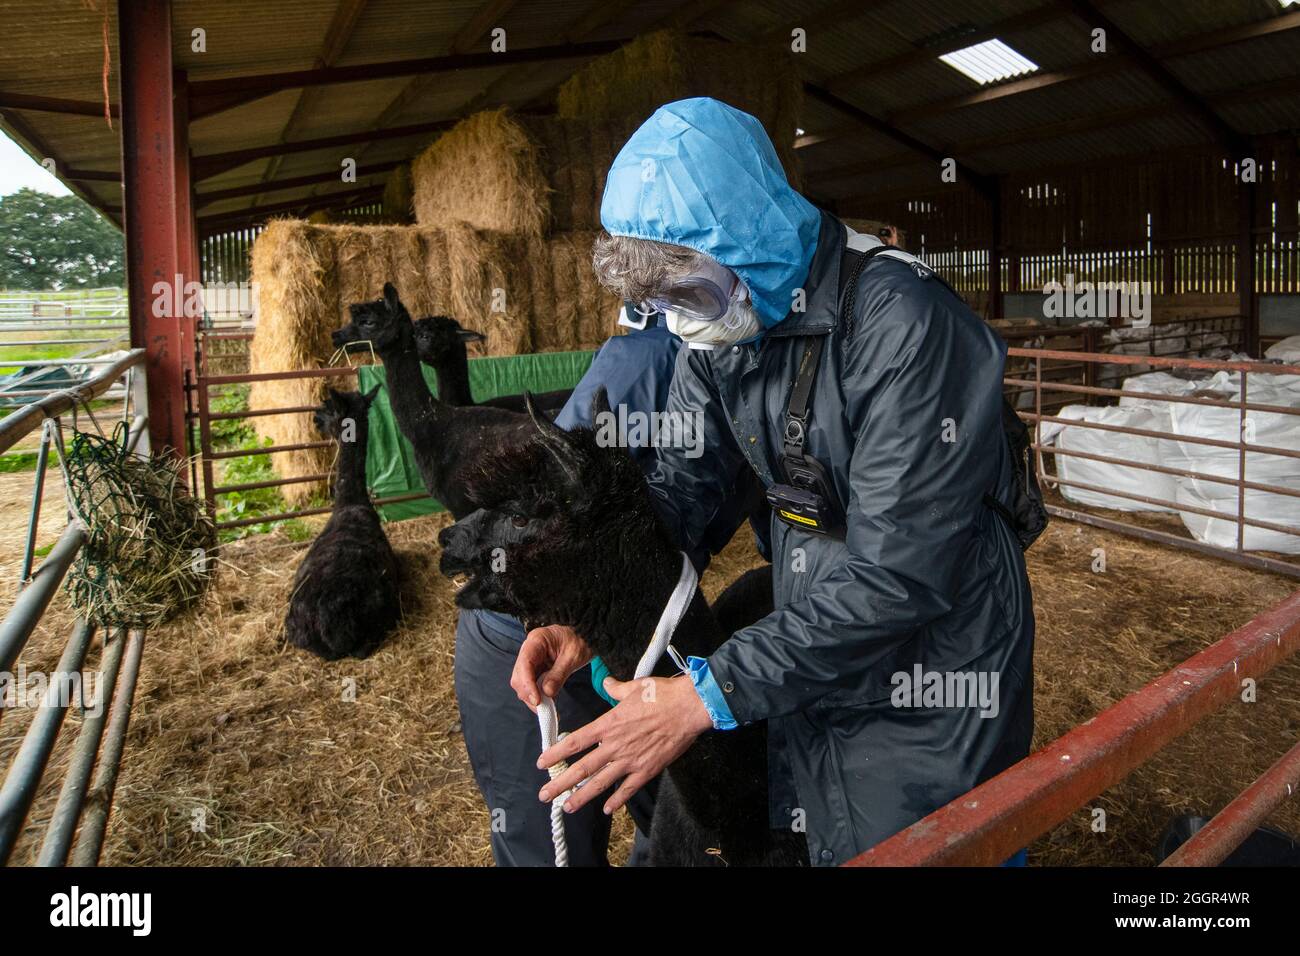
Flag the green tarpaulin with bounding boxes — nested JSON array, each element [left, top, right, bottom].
[[356, 349, 596, 520]]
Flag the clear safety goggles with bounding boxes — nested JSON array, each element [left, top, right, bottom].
[[641, 259, 742, 322]]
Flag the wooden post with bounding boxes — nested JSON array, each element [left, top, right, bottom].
[[1238, 154, 1259, 356], [989, 179, 1003, 320], [173, 68, 199, 373]]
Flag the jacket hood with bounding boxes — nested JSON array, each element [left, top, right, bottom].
[[599, 97, 822, 328]]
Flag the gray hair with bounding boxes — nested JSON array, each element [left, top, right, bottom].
[[590, 232, 705, 304]]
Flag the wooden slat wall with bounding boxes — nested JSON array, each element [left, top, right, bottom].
[[200, 224, 264, 285], [840, 138, 1300, 306]]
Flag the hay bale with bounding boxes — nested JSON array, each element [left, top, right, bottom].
[[525, 230, 616, 352], [555, 31, 804, 187], [248, 221, 617, 503], [410, 109, 636, 236], [411, 109, 550, 236], [381, 164, 414, 224], [520, 115, 639, 234]]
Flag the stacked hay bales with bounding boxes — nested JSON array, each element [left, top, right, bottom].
[[249, 220, 615, 504], [381, 164, 414, 224], [410, 110, 639, 237], [555, 31, 804, 187]]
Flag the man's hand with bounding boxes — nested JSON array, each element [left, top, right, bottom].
[[537, 674, 713, 815], [511, 625, 593, 711]]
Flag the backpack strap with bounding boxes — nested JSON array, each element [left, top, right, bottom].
[[838, 243, 891, 339]]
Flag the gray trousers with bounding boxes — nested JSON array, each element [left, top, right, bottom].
[[453, 612, 654, 866]]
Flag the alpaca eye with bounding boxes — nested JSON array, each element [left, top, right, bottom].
[[511, 515, 529, 529]]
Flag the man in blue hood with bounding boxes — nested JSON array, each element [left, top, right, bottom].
[[518, 97, 1037, 865]]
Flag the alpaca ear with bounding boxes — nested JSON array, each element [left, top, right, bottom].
[[383, 282, 400, 309], [590, 385, 612, 422], [457, 328, 487, 344], [361, 384, 382, 406], [525, 391, 584, 487]]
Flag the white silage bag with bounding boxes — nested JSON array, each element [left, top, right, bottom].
[[1174, 481, 1300, 554], [1265, 335, 1300, 364], [1050, 404, 1182, 511], [1118, 371, 1213, 409], [1169, 383, 1300, 552]]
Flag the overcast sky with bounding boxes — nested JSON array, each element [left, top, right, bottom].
[[0, 129, 73, 197]]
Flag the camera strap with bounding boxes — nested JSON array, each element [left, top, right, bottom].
[[783, 244, 890, 460]]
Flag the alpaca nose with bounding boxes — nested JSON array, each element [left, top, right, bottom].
[[437, 524, 465, 554]]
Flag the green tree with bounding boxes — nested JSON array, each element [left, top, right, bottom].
[[0, 188, 125, 289]]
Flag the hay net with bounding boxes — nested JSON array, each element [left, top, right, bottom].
[[60, 422, 214, 629]]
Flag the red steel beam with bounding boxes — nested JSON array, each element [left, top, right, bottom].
[[174, 69, 198, 378], [1160, 737, 1300, 866], [63, 168, 122, 183], [195, 184, 383, 234], [846, 588, 1300, 866], [187, 38, 624, 118], [190, 118, 458, 181], [118, 0, 187, 460], [0, 91, 120, 117], [195, 159, 399, 207]]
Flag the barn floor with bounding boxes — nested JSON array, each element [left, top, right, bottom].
[[2, 466, 1298, 866]]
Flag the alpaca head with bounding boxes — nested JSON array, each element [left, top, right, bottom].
[[312, 385, 381, 440], [413, 315, 485, 367], [332, 282, 412, 353], [437, 387, 674, 638]]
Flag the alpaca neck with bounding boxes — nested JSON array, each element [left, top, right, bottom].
[[332, 424, 372, 508], [434, 350, 475, 406], [586, 550, 765, 845], [580, 536, 717, 680], [378, 332, 445, 439]]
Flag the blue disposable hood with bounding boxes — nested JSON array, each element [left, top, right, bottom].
[[600, 97, 821, 328]]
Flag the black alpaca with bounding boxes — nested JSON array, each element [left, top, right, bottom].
[[411, 315, 571, 415], [438, 388, 807, 866], [285, 387, 401, 661], [331, 284, 536, 519]]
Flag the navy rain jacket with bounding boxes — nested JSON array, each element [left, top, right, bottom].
[[602, 98, 1036, 865]]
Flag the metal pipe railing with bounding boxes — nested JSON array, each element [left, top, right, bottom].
[[0, 351, 149, 866], [1160, 737, 1300, 867], [70, 628, 146, 867], [846, 588, 1300, 866], [0, 349, 146, 455], [1007, 344, 1300, 575], [1048, 504, 1300, 579], [216, 490, 431, 530], [0, 523, 87, 673], [0, 620, 96, 865], [18, 419, 55, 584], [193, 355, 362, 528], [35, 628, 128, 866]]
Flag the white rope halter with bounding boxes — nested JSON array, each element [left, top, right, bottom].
[[535, 551, 698, 866]]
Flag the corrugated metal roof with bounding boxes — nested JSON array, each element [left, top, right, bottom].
[[0, 0, 1296, 227]]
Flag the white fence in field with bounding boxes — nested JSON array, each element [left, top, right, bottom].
[[0, 291, 131, 409]]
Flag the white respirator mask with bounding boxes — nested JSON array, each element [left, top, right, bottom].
[[665, 297, 762, 350]]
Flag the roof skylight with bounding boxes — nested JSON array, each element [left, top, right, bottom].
[[938, 38, 1040, 85]]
